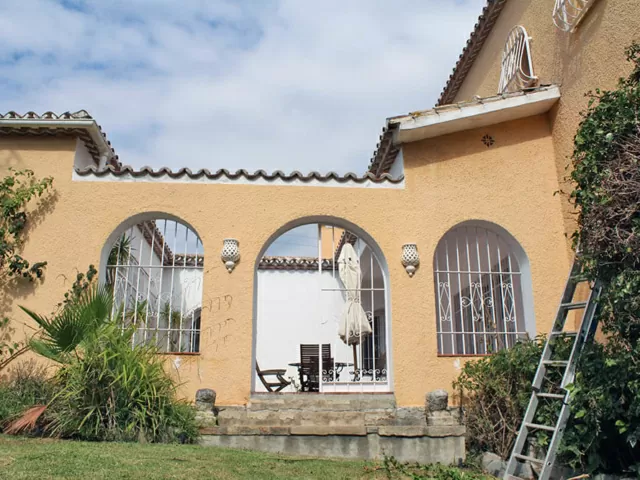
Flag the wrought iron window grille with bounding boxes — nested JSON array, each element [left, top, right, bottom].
[[552, 0, 598, 32], [498, 26, 538, 94], [434, 225, 530, 355], [106, 218, 204, 353]]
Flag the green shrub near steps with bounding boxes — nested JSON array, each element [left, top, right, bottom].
[[45, 323, 198, 443], [12, 285, 198, 444]]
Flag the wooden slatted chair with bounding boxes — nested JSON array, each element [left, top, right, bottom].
[[255, 362, 291, 392], [299, 344, 333, 392]]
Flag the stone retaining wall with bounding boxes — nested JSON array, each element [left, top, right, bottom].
[[196, 389, 466, 464], [200, 426, 465, 464]]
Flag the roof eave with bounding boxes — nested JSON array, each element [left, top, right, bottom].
[[0, 118, 112, 161], [390, 86, 560, 144]]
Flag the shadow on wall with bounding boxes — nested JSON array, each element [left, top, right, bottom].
[[405, 116, 552, 169], [552, 0, 608, 92], [0, 155, 59, 332], [0, 149, 27, 171]]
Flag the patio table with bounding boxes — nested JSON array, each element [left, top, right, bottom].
[[288, 362, 354, 387]]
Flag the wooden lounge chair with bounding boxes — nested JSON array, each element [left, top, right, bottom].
[[256, 362, 291, 392]]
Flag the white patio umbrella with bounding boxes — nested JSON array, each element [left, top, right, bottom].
[[338, 243, 372, 371]]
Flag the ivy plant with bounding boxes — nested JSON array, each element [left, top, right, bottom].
[[0, 168, 53, 370], [563, 41, 640, 473], [0, 168, 53, 281]]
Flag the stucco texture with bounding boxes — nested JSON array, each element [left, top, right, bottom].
[[452, 0, 640, 245], [0, 113, 567, 406]]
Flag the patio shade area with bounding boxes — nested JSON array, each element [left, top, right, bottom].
[[254, 223, 389, 393]]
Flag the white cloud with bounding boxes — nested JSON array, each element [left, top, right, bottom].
[[0, 0, 485, 173]]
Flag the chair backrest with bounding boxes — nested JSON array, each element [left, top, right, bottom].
[[300, 344, 333, 373], [255, 362, 269, 390], [300, 344, 331, 360]]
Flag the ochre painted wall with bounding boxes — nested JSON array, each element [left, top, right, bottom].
[[0, 113, 568, 407], [451, 0, 640, 244]]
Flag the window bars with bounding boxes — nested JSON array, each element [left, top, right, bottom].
[[317, 225, 389, 392], [552, 0, 598, 32], [434, 225, 529, 355], [106, 218, 204, 353], [498, 26, 537, 94]]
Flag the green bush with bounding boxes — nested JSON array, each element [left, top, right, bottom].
[[453, 335, 604, 468], [453, 337, 544, 459], [382, 455, 493, 479], [20, 285, 198, 443], [563, 40, 640, 473], [45, 323, 198, 443], [0, 360, 53, 430]]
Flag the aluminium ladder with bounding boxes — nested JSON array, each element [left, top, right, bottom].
[[504, 258, 602, 480]]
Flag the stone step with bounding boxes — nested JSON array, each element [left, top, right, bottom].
[[216, 405, 427, 427], [200, 424, 465, 437], [247, 393, 397, 411], [198, 424, 467, 464]]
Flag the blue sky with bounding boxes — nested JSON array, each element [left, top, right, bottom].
[[0, 0, 485, 174]]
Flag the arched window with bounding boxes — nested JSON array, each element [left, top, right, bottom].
[[498, 26, 537, 94], [434, 222, 534, 355], [103, 217, 204, 353], [254, 221, 390, 393]]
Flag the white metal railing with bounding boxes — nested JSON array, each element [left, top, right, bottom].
[[552, 0, 598, 32], [498, 26, 537, 94], [106, 218, 204, 353], [434, 225, 529, 355]]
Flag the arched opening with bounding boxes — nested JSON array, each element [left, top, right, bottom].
[[100, 213, 204, 353], [253, 217, 391, 393], [433, 220, 535, 356]]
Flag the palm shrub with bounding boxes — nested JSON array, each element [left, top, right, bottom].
[[20, 285, 197, 443], [47, 323, 196, 442], [22, 285, 112, 363]]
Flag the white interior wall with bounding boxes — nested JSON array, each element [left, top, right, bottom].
[[388, 150, 404, 178], [129, 225, 164, 308], [120, 224, 203, 316], [73, 138, 94, 170], [162, 269, 203, 316]]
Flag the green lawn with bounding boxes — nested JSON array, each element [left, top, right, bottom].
[[0, 436, 493, 480]]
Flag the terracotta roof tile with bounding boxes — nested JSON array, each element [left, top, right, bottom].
[[367, 124, 400, 177], [74, 164, 404, 185], [259, 256, 334, 270], [437, 0, 507, 106]]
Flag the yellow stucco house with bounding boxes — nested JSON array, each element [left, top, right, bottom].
[[1, 0, 638, 463]]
